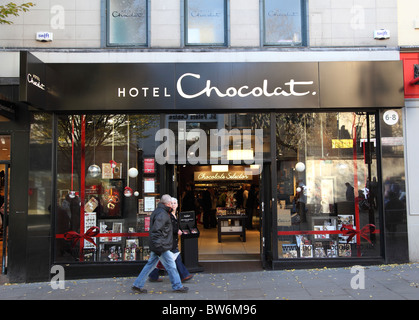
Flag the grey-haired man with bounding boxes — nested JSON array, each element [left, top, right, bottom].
[[132, 194, 188, 293]]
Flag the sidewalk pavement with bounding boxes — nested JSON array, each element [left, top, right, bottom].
[[0, 263, 418, 300]]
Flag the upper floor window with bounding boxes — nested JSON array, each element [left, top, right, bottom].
[[184, 0, 227, 46], [107, 0, 148, 47], [263, 0, 305, 46]]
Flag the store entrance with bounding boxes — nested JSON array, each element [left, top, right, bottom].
[[176, 165, 262, 268]]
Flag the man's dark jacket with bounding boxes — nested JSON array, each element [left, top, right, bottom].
[[149, 202, 173, 255]]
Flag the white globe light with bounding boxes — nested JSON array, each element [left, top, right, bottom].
[[134, 191, 139, 197], [128, 167, 139, 178], [295, 162, 305, 172], [88, 164, 101, 177]]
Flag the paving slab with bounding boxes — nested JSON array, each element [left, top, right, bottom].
[[0, 263, 418, 301]]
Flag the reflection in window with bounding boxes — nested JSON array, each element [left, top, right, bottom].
[[29, 113, 53, 218], [107, 0, 148, 46], [185, 0, 227, 45], [166, 113, 270, 164], [55, 114, 160, 263], [276, 112, 381, 259], [263, 0, 304, 46]]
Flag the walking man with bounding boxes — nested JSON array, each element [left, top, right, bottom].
[[132, 194, 188, 293]]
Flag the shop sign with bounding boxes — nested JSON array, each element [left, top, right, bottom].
[[44, 62, 320, 111], [27, 73, 46, 90], [24, 56, 405, 111], [401, 53, 419, 99], [174, 74, 315, 99], [194, 171, 252, 181], [22, 52, 48, 110]]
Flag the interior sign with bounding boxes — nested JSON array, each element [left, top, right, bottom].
[[194, 171, 252, 181]]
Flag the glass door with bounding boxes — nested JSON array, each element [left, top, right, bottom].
[[0, 135, 11, 274]]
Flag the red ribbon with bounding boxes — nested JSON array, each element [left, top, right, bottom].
[[64, 226, 100, 248], [340, 224, 376, 244], [109, 160, 117, 168], [124, 186, 133, 195]]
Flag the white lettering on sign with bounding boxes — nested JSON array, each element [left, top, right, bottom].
[[176, 73, 316, 99], [195, 172, 251, 181], [383, 110, 399, 126], [117, 73, 316, 100], [27, 73, 46, 90], [118, 87, 171, 98]]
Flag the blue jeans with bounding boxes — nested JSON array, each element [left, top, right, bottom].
[[132, 250, 183, 290], [149, 251, 191, 281]]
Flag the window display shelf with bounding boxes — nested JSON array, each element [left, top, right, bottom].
[[217, 215, 247, 243], [277, 211, 359, 259]]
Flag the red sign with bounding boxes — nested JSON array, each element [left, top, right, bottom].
[[401, 52, 419, 99], [144, 216, 150, 232], [144, 158, 155, 173]]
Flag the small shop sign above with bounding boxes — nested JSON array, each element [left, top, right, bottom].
[[194, 171, 252, 181]]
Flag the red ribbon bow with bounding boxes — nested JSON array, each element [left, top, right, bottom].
[[340, 224, 376, 244], [64, 226, 100, 248], [109, 160, 117, 170]]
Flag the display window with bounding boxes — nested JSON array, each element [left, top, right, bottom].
[[276, 112, 381, 259], [263, 0, 305, 46], [54, 112, 271, 263], [54, 114, 160, 263], [106, 0, 148, 47], [184, 0, 227, 46], [53, 111, 386, 263]]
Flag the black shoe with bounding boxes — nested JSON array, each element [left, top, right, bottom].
[[132, 286, 147, 294], [174, 286, 189, 293]]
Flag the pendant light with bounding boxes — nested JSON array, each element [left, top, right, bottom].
[[109, 118, 117, 171], [88, 116, 101, 178], [125, 115, 138, 197], [69, 115, 76, 198]]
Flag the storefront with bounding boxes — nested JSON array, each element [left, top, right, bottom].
[[4, 52, 408, 282]]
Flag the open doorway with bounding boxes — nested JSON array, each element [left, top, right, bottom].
[[177, 165, 261, 264]]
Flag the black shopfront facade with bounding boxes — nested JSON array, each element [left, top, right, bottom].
[[5, 51, 408, 283]]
